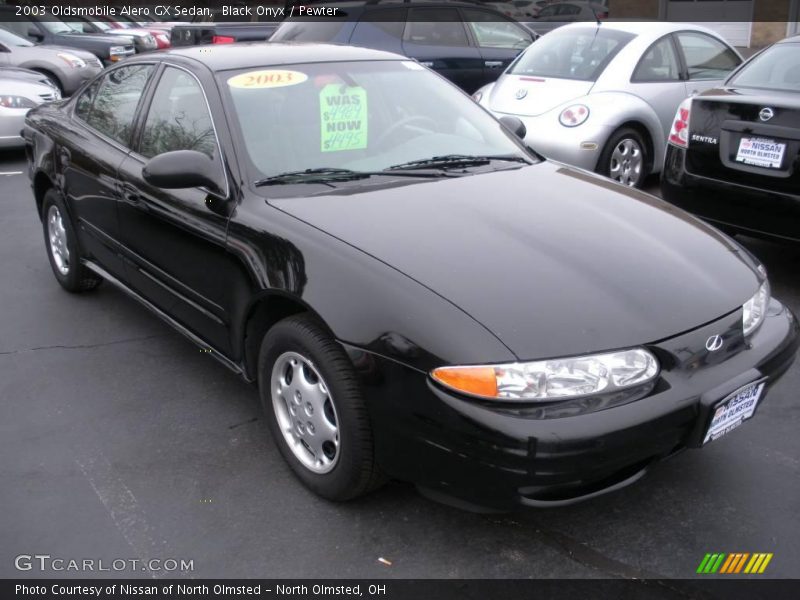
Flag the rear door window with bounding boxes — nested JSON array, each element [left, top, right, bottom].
[[404, 8, 469, 47], [632, 36, 681, 82], [79, 64, 153, 147], [461, 8, 532, 50]]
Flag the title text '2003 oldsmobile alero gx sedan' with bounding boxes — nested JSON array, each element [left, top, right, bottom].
[[24, 44, 798, 510]]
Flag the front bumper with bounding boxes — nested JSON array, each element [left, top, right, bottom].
[[661, 145, 800, 243], [491, 108, 612, 172], [348, 301, 798, 510], [62, 66, 103, 96]]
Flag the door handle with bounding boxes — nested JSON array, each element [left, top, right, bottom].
[[485, 61, 504, 68], [690, 89, 699, 96]]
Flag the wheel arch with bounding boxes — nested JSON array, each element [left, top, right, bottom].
[[240, 291, 332, 382], [615, 120, 657, 174], [32, 170, 54, 220]]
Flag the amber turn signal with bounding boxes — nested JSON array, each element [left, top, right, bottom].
[[431, 366, 498, 398]]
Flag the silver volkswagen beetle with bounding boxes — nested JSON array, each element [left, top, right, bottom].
[[473, 22, 743, 187]]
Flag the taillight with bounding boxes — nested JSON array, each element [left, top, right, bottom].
[[212, 35, 235, 44], [668, 98, 692, 147]]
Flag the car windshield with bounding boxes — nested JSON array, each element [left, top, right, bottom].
[[0, 28, 33, 47], [40, 20, 74, 34], [220, 60, 531, 189], [728, 44, 800, 92], [509, 26, 635, 81]]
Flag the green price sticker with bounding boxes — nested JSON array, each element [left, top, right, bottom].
[[319, 84, 368, 153]]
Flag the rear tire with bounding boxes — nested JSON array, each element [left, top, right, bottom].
[[598, 127, 648, 188], [258, 314, 384, 501], [41, 189, 102, 293]]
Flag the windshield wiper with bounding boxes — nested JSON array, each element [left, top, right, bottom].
[[386, 154, 530, 171], [254, 167, 455, 187]]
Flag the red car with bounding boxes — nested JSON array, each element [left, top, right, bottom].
[[96, 15, 171, 49]]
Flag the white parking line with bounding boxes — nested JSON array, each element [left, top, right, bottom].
[[0, 171, 23, 176]]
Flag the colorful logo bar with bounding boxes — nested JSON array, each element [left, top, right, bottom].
[[696, 553, 773, 574]]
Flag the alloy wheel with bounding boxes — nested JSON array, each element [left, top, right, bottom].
[[47, 205, 70, 276], [270, 351, 340, 474], [609, 138, 643, 187]]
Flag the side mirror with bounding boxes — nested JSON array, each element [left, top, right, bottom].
[[28, 27, 44, 42], [499, 115, 526, 140], [142, 150, 224, 194]]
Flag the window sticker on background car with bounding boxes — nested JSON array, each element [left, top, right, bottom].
[[319, 84, 368, 152], [227, 70, 308, 89]]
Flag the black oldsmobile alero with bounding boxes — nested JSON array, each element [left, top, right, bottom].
[[24, 43, 798, 510]]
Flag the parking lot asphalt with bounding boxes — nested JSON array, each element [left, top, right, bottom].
[[1, 150, 798, 580]]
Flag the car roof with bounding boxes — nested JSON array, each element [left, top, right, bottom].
[[151, 42, 406, 71], [553, 20, 730, 40], [777, 34, 800, 44]]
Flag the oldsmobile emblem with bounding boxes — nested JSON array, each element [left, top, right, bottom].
[[759, 107, 774, 122], [515, 88, 528, 100], [705, 335, 724, 352]]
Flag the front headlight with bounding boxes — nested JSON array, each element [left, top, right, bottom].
[[57, 52, 87, 69], [144, 35, 157, 49], [0, 95, 37, 109], [431, 348, 659, 401], [742, 279, 770, 336]]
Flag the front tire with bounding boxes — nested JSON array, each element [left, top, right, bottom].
[[257, 314, 384, 501], [598, 127, 648, 188], [41, 189, 102, 293]]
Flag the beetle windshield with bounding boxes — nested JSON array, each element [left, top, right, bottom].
[[219, 60, 531, 184], [509, 26, 635, 81]]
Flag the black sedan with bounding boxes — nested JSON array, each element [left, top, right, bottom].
[[662, 35, 800, 244], [24, 44, 798, 510]]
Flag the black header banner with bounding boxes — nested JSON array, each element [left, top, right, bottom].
[[0, 0, 796, 22], [5, 579, 800, 600]]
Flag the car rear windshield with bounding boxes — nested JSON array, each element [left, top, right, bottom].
[[270, 20, 347, 42], [728, 44, 800, 92], [509, 27, 635, 81]]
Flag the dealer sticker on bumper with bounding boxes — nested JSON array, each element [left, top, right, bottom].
[[735, 137, 785, 169], [703, 380, 766, 445]]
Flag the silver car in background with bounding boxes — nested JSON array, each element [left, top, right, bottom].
[[474, 22, 742, 187], [0, 67, 60, 148], [0, 28, 101, 95]]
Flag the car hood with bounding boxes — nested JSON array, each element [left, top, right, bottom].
[[270, 163, 760, 361], [0, 66, 46, 82], [56, 32, 134, 45], [22, 44, 98, 61], [488, 74, 593, 116]]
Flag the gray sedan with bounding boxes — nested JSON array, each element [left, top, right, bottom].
[[0, 28, 102, 95], [474, 22, 743, 187]]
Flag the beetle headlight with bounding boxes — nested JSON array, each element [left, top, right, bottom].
[[431, 348, 659, 401], [742, 279, 770, 336]]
